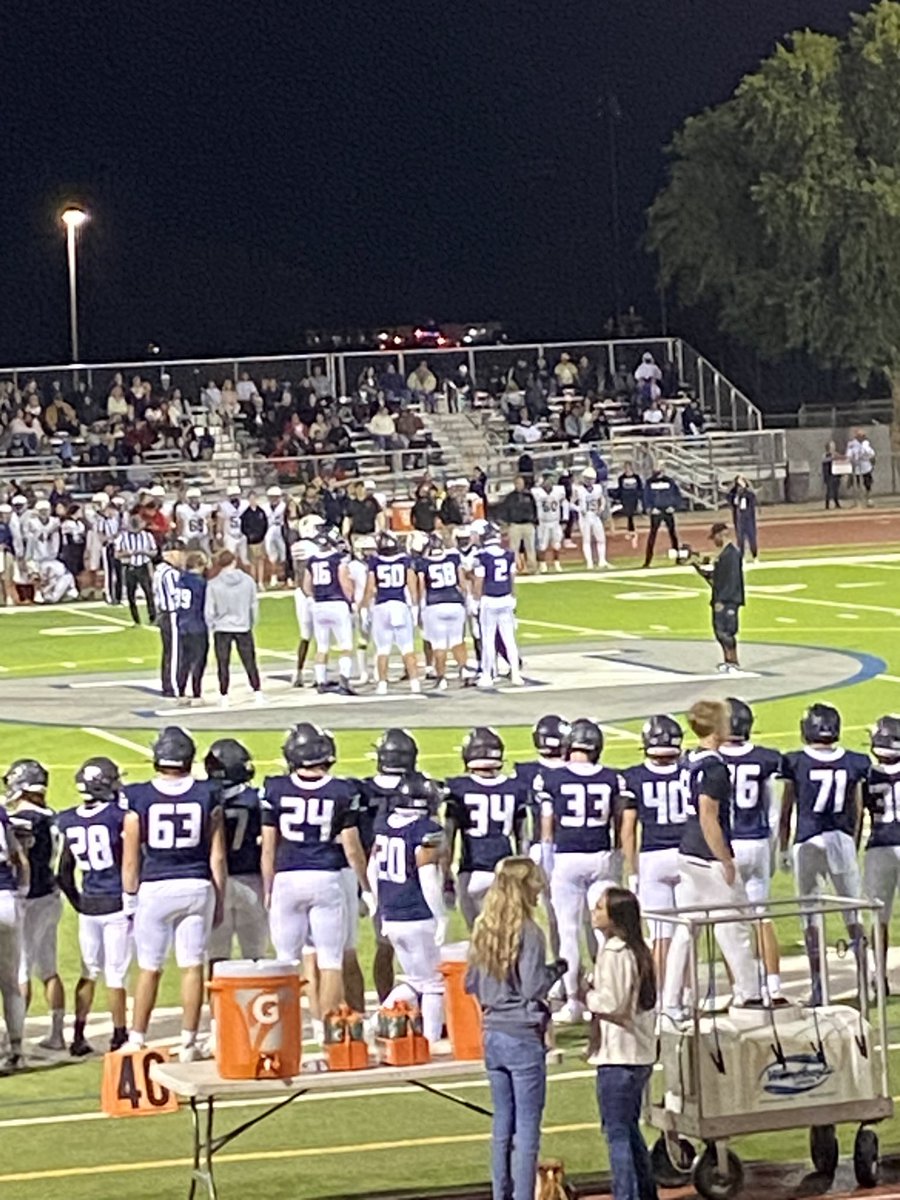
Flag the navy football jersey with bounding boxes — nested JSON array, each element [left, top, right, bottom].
[[124, 779, 220, 882], [0, 809, 18, 893], [782, 747, 870, 843], [358, 773, 404, 855], [307, 551, 348, 603], [371, 810, 443, 922], [538, 763, 620, 854], [679, 750, 733, 861], [218, 785, 261, 876], [420, 552, 464, 606], [57, 802, 125, 912], [864, 763, 900, 849], [475, 547, 514, 598], [445, 773, 529, 872], [10, 803, 58, 899], [261, 774, 359, 873], [720, 743, 783, 841], [369, 554, 411, 603], [176, 572, 207, 636], [620, 762, 687, 852]]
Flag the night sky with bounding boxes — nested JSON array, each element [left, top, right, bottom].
[[1, 0, 863, 365]]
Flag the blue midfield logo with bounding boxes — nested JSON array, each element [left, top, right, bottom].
[[759, 1054, 833, 1096]]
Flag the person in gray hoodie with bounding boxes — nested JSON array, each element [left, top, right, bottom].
[[203, 550, 263, 707]]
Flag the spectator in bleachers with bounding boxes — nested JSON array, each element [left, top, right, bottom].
[[126, 375, 145, 414], [367, 402, 399, 451], [680, 398, 705, 437], [577, 355, 598, 395], [379, 362, 408, 404], [310, 363, 333, 400], [508, 357, 531, 392], [357, 365, 379, 399], [396, 407, 428, 469], [642, 398, 667, 434], [447, 363, 473, 412], [407, 360, 438, 413], [221, 378, 241, 426], [581, 404, 610, 443], [500, 380, 526, 425], [634, 352, 662, 387], [553, 352, 579, 390], [512, 413, 542, 445], [107, 384, 130, 420], [563, 402, 585, 444], [236, 371, 258, 403], [201, 378, 223, 415]]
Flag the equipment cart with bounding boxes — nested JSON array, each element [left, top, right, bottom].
[[643, 895, 892, 1199]]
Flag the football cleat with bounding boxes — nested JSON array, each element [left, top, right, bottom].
[[70, 1037, 94, 1058]]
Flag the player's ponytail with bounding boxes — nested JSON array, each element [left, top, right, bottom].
[[604, 887, 657, 1013]]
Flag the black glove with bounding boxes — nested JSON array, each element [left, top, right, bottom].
[[552, 958, 568, 980]]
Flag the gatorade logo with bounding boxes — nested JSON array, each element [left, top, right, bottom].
[[251, 993, 280, 1026]]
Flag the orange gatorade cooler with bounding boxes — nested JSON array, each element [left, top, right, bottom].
[[439, 942, 483, 1061], [208, 959, 303, 1079], [390, 499, 414, 533]]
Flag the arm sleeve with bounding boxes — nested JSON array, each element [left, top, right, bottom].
[[518, 923, 563, 1001], [587, 948, 634, 1018]]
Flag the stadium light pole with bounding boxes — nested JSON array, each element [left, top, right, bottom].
[[61, 206, 89, 367]]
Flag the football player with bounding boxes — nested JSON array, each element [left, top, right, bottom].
[[363, 531, 421, 696], [175, 487, 213, 555], [290, 513, 324, 688], [417, 533, 469, 690], [56, 757, 131, 1055], [360, 728, 420, 999], [122, 727, 227, 1060], [571, 466, 609, 570], [0, 796, 27, 1072], [369, 772, 447, 1045], [6, 760, 66, 1051], [261, 724, 374, 1039], [661, 700, 762, 1020], [532, 473, 567, 574], [303, 528, 356, 695], [780, 702, 870, 1004], [445, 727, 529, 928], [217, 485, 249, 562], [262, 485, 287, 586], [515, 715, 571, 844], [538, 718, 622, 1022], [349, 535, 375, 684], [619, 715, 686, 983], [862, 715, 900, 992], [204, 740, 267, 964], [719, 698, 786, 1004], [472, 524, 523, 689]]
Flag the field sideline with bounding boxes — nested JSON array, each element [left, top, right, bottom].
[[2, 525, 900, 1198]]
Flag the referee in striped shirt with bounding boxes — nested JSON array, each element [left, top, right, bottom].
[[115, 517, 158, 625], [153, 539, 186, 699]]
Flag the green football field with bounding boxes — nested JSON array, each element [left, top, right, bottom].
[[2, 540, 900, 1198]]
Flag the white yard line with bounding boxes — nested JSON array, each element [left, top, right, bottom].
[[80, 728, 152, 758], [517, 619, 640, 640]]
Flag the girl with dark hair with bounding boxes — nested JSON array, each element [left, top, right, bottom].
[[588, 886, 659, 1200]]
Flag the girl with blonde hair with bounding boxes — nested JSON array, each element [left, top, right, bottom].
[[465, 857, 565, 1200]]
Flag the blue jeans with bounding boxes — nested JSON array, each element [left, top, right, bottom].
[[597, 1065, 657, 1200], [484, 1027, 547, 1200]]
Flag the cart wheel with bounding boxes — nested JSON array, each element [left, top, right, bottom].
[[810, 1124, 839, 1177], [692, 1145, 744, 1200], [651, 1135, 693, 1187], [853, 1127, 879, 1188]]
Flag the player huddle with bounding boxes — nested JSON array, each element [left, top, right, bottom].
[[0, 696, 895, 1071], [293, 521, 522, 693]]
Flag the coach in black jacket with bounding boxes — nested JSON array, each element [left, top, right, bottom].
[[693, 522, 745, 672]]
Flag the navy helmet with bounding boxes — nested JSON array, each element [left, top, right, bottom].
[[152, 726, 195, 771], [204, 738, 254, 786], [727, 698, 754, 742], [375, 728, 418, 774], [284, 722, 337, 770], [565, 718, 603, 763], [75, 757, 122, 803], [4, 759, 49, 803], [391, 771, 445, 815], [641, 715, 683, 758], [532, 715, 570, 758], [871, 715, 900, 762], [462, 726, 504, 770], [801, 703, 841, 746]]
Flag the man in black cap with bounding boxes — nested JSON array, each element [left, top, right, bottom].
[[692, 522, 745, 673]]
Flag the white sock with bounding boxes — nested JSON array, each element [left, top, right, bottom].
[[51, 1008, 65, 1039], [583, 543, 593, 569], [180, 1029, 197, 1048], [127, 1031, 146, 1049], [311, 1017, 324, 1045], [356, 649, 367, 675], [338, 655, 352, 681], [421, 993, 444, 1045], [767, 973, 782, 997], [314, 663, 327, 685]]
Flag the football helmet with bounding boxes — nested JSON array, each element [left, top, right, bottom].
[[425, 532, 446, 557], [481, 523, 502, 545], [75, 757, 121, 803], [376, 530, 401, 555], [284, 722, 337, 769], [641, 715, 683, 758], [871, 715, 900, 761], [4, 759, 49, 803], [375, 728, 418, 774], [801, 703, 841, 746], [727, 698, 754, 742], [564, 718, 603, 763], [532, 714, 570, 757], [204, 738, 254, 785], [391, 771, 445, 815], [462, 726, 504, 770], [152, 726, 196, 771]]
